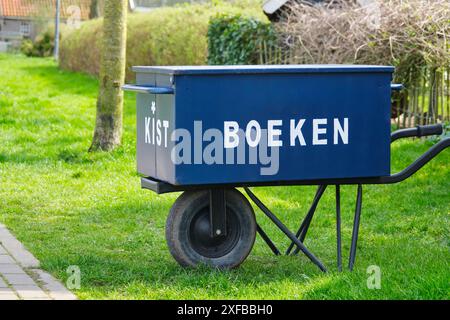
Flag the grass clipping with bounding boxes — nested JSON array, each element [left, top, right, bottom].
[[276, 0, 450, 75]]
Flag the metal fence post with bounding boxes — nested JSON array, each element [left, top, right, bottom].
[[54, 0, 61, 60]]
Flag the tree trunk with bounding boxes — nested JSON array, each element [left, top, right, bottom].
[[89, 0, 127, 152], [89, 0, 99, 19]]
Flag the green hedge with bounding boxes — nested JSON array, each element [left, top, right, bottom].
[[59, 2, 266, 80], [208, 14, 275, 65]]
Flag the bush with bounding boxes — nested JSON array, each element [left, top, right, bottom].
[[274, 0, 450, 82], [208, 14, 275, 65], [20, 39, 34, 56], [59, 2, 266, 80], [20, 29, 55, 57]]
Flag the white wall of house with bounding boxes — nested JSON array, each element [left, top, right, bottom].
[[0, 17, 38, 42]]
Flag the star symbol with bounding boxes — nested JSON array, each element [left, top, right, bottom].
[[151, 101, 156, 114]]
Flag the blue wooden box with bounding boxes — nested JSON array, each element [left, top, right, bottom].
[[126, 65, 394, 186]]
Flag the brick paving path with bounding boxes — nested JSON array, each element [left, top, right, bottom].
[[0, 224, 76, 300]]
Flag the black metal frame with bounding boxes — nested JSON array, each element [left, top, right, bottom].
[[141, 124, 448, 272], [243, 184, 361, 272]]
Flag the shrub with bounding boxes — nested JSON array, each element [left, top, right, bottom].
[[59, 2, 266, 80], [59, 19, 102, 75], [20, 39, 34, 56], [207, 14, 275, 65], [274, 0, 450, 82], [20, 29, 55, 57]]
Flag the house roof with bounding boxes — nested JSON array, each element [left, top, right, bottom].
[[0, 0, 91, 20]]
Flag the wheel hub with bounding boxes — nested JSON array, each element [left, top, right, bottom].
[[188, 206, 240, 258]]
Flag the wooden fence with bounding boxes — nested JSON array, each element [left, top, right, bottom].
[[392, 67, 450, 128]]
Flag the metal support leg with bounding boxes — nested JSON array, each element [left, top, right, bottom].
[[336, 185, 342, 272], [348, 184, 363, 271], [256, 224, 280, 256], [299, 185, 328, 243], [290, 185, 327, 255], [286, 185, 326, 255], [209, 189, 227, 237], [244, 187, 327, 272]]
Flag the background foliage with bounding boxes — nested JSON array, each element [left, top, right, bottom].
[[274, 0, 450, 80], [207, 14, 275, 65], [59, 1, 266, 80]]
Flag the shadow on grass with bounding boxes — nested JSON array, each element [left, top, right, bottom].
[[33, 198, 332, 297], [9, 176, 449, 298], [46, 215, 449, 299]]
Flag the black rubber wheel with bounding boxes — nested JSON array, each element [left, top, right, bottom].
[[165, 189, 256, 269]]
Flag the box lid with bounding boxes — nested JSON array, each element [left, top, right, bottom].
[[132, 64, 394, 75]]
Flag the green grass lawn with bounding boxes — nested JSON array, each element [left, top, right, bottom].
[[0, 54, 449, 300]]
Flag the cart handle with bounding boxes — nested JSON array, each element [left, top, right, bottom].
[[391, 84, 404, 91], [122, 84, 174, 94], [391, 124, 443, 143]]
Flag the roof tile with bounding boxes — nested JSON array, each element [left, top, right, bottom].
[[0, 0, 91, 20]]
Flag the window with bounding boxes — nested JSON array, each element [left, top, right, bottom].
[[20, 22, 30, 36]]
